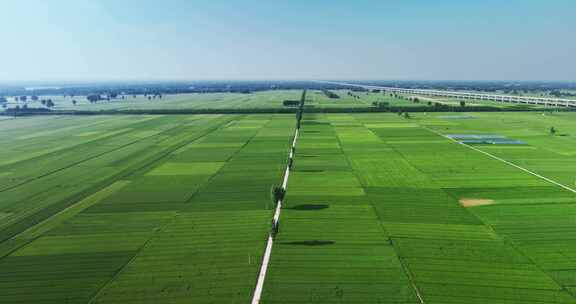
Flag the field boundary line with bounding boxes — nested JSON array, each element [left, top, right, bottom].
[[0, 116, 236, 258], [85, 115, 242, 304], [334, 116, 425, 304], [0, 117, 171, 193], [251, 127, 298, 304], [424, 127, 576, 194]]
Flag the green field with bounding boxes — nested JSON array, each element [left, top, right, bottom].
[[0, 114, 294, 303], [2, 89, 558, 114], [1, 90, 433, 112], [2, 108, 576, 303], [1, 90, 302, 112], [262, 112, 576, 303]]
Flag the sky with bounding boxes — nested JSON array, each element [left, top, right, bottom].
[[1, 0, 575, 82]]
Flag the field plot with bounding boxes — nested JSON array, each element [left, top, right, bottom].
[[1, 89, 424, 113], [263, 112, 576, 303], [0, 114, 294, 303], [261, 114, 420, 303], [1, 90, 302, 112], [417, 112, 576, 298], [305, 90, 422, 109]]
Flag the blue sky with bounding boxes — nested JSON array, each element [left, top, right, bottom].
[[1, 0, 575, 82]]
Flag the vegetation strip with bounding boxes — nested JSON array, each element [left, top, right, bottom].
[[251, 128, 298, 304], [251, 91, 305, 304]]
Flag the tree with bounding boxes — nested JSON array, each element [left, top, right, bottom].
[[72, 100, 77, 105], [271, 185, 285, 203], [87, 95, 101, 103], [46, 99, 54, 108], [31, 95, 39, 101], [550, 127, 557, 135], [460, 101, 466, 107], [403, 112, 411, 119], [0, 97, 7, 104], [19, 96, 27, 102], [283, 100, 300, 107]]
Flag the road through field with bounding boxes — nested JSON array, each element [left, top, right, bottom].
[[251, 127, 299, 304]]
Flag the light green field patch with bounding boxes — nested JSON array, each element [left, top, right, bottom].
[[365, 123, 419, 128], [193, 142, 245, 148], [385, 222, 497, 240], [331, 122, 362, 126], [0, 212, 12, 220], [147, 162, 225, 176], [481, 145, 537, 150], [0, 147, 63, 166], [14, 180, 131, 241], [132, 130, 162, 138], [173, 142, 244, 154], [422, 121, 458, 126], [226, 119, 267, 129], [13, 233, 151, 256], [75, 131, 101, 137], [386, 140, 445, 144]]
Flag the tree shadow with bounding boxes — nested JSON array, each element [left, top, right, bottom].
[[289, 204, 329, 211]]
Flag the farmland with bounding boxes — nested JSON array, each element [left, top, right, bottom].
[[262, 112, 576, 303], [2, 89, 564, 116], [2, 96, 576, 303], [1, 91, 303, 112], [0, 114, 295, 303]]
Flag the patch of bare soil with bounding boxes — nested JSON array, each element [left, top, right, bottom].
[[459, 198, 495, 207]]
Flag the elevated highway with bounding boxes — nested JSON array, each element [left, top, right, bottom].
[[319, 81, 576, 108]]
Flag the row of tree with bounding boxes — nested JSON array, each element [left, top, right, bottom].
[[321, 90, 340, 99]]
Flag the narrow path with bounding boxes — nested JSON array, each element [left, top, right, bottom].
[[425, 126, 576, 193], [251, 128, 298, 304]]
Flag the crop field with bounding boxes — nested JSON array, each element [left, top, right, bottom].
[[1, 90, 302, 112], [0, 114, 295, 303], [305, 90, 418, 108], [2, 108, 576, 304], [1, 90, 428, 112], [262, 112, 576, 303]]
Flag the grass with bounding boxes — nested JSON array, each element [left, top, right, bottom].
[[3, 101, 576, 303]]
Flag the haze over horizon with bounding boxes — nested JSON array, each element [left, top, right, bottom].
[[2, 0, 575, 82]]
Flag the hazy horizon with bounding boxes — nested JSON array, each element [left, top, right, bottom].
[[2, 0, 575, 82]]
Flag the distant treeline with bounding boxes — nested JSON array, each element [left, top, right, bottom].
[[0, 81, 352, 98], [4, 105, 573, 117], [321, 90, 340, 99], [283, 100, 301, 107], [3, 80, 576, 99]]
